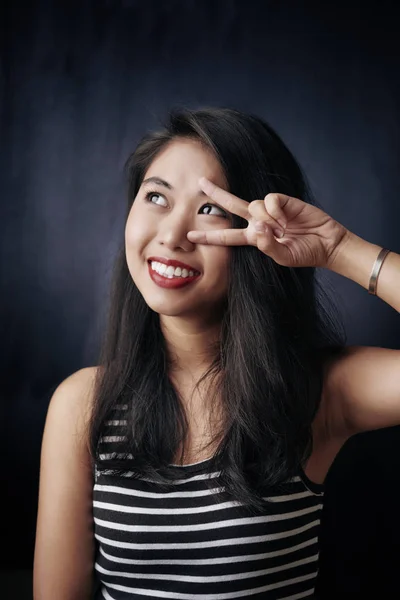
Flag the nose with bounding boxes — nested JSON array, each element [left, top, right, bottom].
[[156, 210, 195, 252]]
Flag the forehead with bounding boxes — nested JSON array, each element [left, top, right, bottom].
[[143, 138, 227, 189]]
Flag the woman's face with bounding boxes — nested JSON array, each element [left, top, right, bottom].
[[125, 138, 232, 323]]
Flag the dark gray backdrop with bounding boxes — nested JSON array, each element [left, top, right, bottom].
[[1, 1, 399, 597]]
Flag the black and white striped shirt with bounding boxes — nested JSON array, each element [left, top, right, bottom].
[[92, 436, 323, 600]]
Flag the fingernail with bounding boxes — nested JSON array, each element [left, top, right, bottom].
[[199, 177, 212, 190], [277, 219, 286, 229], [273, 228, 285, 238]]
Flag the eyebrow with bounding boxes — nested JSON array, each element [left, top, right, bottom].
[[142, 176, 172, 189], [142, 176, 206, 195]]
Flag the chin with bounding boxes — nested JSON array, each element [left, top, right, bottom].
[[135, 279, 228, 321], [139, 291, 207, 319], [146, 301, 199, 319], [145, 296, 227, 324]]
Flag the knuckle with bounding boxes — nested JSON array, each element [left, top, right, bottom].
[[265, 192, 280, 205], [225, 198, 234, 212], [248, 200, 264, 217]]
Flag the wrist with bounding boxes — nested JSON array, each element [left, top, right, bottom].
[[327, 231, 382, 290]]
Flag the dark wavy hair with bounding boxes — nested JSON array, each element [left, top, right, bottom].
[[89, 107, 346, 514]]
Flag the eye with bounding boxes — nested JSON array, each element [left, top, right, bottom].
[[145, 191, 168, 207], [200, 204, 227, 218]]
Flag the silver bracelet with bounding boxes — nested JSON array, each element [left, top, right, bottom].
[[368, 247, 391, 295]]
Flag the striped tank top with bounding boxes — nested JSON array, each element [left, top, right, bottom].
[[92, 434, 324, 600]]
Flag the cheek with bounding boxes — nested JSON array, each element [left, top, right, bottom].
[[125, 221, 139, 248], [125, 224, 148, 283], [125, 209, 151, 250], [124, 209, 135, 245], [204, 247, 231, 284]]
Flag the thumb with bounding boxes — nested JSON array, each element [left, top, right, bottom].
[[256, 224, 290, 264]]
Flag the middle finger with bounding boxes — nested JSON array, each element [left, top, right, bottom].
[[199, 178, 250, 220]]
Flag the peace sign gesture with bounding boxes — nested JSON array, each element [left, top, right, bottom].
[[187, 178, 350, 269]]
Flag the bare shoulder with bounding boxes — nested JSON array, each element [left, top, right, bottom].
[[319, 344, 400, 434], [39, 365, 101, 480], [34, 366, 101, 599], [305, 343, 400, 484], [47, 366, 100, 439], [53, 365, 99, 403]]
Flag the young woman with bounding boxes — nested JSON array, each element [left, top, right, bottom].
[[33, 107, 400, 600]]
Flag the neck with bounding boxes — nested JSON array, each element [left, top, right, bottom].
[[160, 314, 221, 377], [160, 315, 225, 460]]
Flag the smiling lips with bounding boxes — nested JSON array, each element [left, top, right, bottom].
[[147, 257, 201, 289]]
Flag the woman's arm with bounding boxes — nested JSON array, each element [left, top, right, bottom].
[[33, 367, 98, 600], [324, 233, 400, 435], [328, 231, 400, 313], [322, 345, 400, 434]]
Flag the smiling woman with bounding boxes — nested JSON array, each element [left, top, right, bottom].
[[125, 137, 232, 319], [34, 107, 349, 600]]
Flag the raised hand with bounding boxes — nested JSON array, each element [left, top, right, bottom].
[[187, 178, 349, 269]]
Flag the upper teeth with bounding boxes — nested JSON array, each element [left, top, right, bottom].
[[151, 261, 196, 278]]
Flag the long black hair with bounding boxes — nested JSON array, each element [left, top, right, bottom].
[[89, 107, 346, 514]]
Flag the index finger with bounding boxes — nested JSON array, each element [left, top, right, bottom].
[[199, 178, 249, 220]]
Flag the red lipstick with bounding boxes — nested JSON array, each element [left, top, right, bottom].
[[147, 257, 201, 289]]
